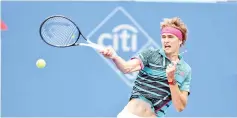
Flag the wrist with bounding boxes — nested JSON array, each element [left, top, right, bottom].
[[167, 77, 175, 82], [112, 54, 119, 60], [168, 79, 177, 85]]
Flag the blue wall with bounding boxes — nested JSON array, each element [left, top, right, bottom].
[[1, 1, 237, 117]]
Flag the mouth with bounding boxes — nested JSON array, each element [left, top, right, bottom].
[[164, 45, 171, 49]]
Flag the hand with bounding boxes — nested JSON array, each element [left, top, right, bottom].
[[100, 47, 117, 59], [166, 61, 177, 81]]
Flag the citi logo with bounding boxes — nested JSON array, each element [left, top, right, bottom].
[[87, 7, 159, 87]]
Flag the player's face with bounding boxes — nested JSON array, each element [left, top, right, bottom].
[[161, 33, 182, 55]]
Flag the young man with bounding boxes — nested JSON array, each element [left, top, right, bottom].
[[100, 17, 192, 117]]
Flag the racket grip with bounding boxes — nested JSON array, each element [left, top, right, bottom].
[[91, 44, 104, 51], [91, 44, 118, 59], [79, 43, 104, 51]]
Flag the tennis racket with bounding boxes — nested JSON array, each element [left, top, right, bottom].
[[39, 15, 104, 50]]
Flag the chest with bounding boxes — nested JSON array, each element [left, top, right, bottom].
[[145, 55, 188, 85]]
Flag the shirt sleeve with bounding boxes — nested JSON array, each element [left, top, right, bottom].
[[180, 69, 192, 95], [131, 48, 153, 70]]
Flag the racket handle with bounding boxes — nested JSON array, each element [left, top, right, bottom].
[[90, 44, 104, 51], [79, 43, 104, 51]]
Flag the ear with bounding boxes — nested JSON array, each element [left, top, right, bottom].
[[179, 39, 183, 46]]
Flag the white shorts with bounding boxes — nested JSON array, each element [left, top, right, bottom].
[[117, 107, 142, 118]]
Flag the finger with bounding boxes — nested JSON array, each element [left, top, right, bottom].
[[99, 49, 104, 53], [105, 49, 110, 55], [170, 66, 175, 72], [166, 70, 171, 77], [168, 64, 172, 68], [172, 63, 177, 69], [108, 50, 112, 57], [172, 61, 178, 66], [101, 51, 105, 55], [102, 51, 106, 55], [166, 68, 171, 73]]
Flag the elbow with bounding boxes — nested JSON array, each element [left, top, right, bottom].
[[122, 68, 130, 74], [175, 104, 186, 112], [121, 64, 132, 74], [176, 107, 184, 112]]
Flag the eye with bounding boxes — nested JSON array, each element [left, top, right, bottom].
[[168, 35, 174, 38], [162, 35, 166, 38]]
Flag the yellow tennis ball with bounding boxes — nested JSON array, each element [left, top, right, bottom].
[[36, 59, 46, 68], [71, 35, 75, 39]]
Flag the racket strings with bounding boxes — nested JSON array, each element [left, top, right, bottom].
[[41, 17, 79, 47], [49, 25, 65, 45], [43, 21, 66, 45], [51, 19, 75, 46]]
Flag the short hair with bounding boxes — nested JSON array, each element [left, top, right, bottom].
[[160, 17, 188, 46]]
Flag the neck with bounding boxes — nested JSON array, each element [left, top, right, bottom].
[[166, 52, 179, 62]]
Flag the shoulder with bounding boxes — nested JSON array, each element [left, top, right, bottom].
[[141, 47, 159, 53], [183, 61, 191, 70], [138, 47, 160, 56], [181, 60, 192, 76]]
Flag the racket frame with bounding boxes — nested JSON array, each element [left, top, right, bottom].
[[40, 15, 83, 48]]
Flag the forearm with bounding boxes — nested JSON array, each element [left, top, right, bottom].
[[169, 81, 187, 112]]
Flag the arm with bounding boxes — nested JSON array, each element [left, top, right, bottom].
[[168, 83, 189, 112], [166, 63, 191, 112], [112, 56, 142, 73], [100, 47, 142, 73]]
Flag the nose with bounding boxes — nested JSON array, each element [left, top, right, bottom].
[[164, 38, 170, 43]]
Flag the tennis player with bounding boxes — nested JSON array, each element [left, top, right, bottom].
[[100, 17, 192, 117]]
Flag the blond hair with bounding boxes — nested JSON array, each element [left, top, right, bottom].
[[160, 17, 188, 46]]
